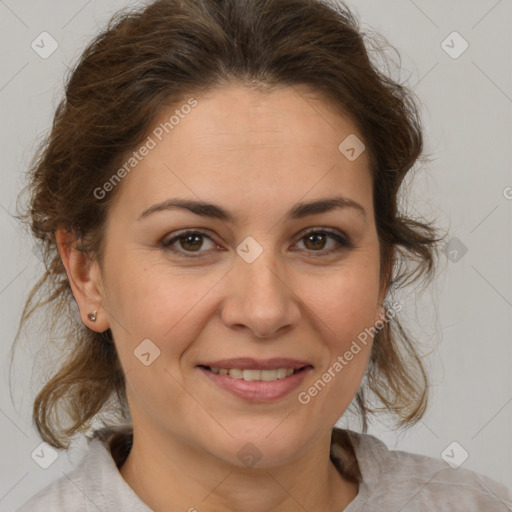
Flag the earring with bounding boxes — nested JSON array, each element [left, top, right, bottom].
[[88, 311, 97, 322]]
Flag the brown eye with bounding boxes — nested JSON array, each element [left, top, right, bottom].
[[162, 228, 353, 259], [303, 232, 328, 250], [162, 230, 217, 257], [177, 233, 204, 252], [295, 229, 352, 256]]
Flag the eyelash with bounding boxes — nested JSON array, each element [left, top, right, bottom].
[[161, 228, 354, 259]]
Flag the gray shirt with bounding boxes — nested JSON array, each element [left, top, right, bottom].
[[17, 425, 512, 511]]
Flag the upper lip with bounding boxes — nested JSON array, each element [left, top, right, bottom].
[[197, 358, 313, 370]]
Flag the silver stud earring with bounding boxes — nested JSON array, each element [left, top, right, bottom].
[[88, 311, 97, 322]]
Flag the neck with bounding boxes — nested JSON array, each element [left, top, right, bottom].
[[118, 425, 358, 512]]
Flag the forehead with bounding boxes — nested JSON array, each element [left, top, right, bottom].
[[109, 83, 373, 221], [166, 83, 363, 153]]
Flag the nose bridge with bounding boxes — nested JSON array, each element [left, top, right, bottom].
[[238, 235, 286, 301], [222, 235, 300, 337], [241, 246, 282, 296]]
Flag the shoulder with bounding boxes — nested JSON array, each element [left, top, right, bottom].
[[16, 425, 149, 512], [334, 428, 512, 512], [16, 442, 101, 512]]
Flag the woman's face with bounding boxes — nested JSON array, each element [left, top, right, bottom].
[[93, 83, 386, 466]]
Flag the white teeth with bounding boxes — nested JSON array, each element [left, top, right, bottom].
[[260, 369, 278, 381], [243, 369, 262, 381], [208, 367, 297, 381], [229, 368, 243, 379], [276, 368, 288, 379]]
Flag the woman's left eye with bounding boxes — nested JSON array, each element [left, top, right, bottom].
[[294, 229, 353, 255], [161, 228, 353, 258]]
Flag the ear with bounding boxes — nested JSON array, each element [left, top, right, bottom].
[[56, 228, 110, 333]]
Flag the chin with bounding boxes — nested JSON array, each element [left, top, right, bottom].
[[211, 422, 309, 469]]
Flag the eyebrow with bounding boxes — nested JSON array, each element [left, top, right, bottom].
[[138, 196, 367, 222]]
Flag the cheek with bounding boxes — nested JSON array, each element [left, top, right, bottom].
[[298, 262, 381, 340], [106, 258, 221, 358], [303, 269, 378, 415]]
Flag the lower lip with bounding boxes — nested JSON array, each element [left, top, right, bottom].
[[198, 366, 312, 402]]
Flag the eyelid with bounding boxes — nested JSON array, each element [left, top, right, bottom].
[[161, 229, 219, 253]]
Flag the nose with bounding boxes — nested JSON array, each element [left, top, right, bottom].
[[220, 250, 301, 339]]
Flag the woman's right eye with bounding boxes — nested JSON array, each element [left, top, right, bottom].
[[161, 230, 217, 258]]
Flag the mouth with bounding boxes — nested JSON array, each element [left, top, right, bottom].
[[196, 360, 313, 402], [198, 365, 309, 381]]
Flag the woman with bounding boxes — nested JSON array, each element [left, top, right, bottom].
[[13, 0, 512, 510]]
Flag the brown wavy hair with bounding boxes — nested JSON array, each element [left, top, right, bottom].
[[12, 0, 445, 468]]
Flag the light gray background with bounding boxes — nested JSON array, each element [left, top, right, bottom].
[[1, 0, 511, 510]]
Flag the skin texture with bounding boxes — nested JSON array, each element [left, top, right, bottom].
[[57, 83, 388, 512]]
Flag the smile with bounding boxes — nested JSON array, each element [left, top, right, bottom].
[[197, 365, 313, 402], [206, 366, 299, 381]]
